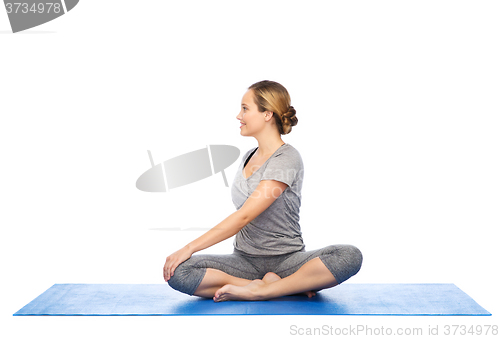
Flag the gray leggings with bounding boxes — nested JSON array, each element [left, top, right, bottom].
[[168, 244, 363, 296]]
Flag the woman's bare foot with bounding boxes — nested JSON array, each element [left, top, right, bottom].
[[262, 272, 281, 284], [213, 279, 266, 302], [213, 272, 317, 302]]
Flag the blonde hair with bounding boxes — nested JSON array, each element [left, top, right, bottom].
[[248, 80, 298, 135]]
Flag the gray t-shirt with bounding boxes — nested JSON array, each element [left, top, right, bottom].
[[231, 143, 305, 256]]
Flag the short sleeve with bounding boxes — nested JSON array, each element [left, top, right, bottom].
[[261, 147, 303, 187]]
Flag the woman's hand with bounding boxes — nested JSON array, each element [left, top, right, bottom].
[[163, 246, 193, 282]]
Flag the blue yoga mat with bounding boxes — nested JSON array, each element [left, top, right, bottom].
[[13, 283, 490, 316]]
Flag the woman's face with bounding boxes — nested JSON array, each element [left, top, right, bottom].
[[236, 89, 269, 136]]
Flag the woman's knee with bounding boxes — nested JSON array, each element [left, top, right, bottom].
[[167, 257, 206, 295], [321, 244, 363, 283], [342, 244, 363, 275]]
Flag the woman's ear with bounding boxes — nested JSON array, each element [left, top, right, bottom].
[[263, 111, 274, 122]]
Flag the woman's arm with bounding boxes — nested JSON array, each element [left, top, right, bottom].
[[163, 179, 288, 281]]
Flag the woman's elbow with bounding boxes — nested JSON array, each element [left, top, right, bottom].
[[233, 210, 251, 230]]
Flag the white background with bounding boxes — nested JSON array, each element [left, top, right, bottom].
[[1, 1, 499, 338]]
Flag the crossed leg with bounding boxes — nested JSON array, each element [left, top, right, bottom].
[[193, 268, 319, 299], [212, 257, 337, 302]]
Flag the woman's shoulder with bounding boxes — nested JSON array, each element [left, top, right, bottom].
[[271, 143, 303, 168], [276, 143, 301, 158]]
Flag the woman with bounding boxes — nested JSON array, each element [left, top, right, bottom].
[[163, 80, 362, 302]]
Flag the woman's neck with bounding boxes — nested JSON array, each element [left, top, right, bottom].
[[254, 132, 285, 157]]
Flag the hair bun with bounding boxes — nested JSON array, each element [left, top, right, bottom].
[[281, 106, 298, 134], [283, 106, 298, 126]]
